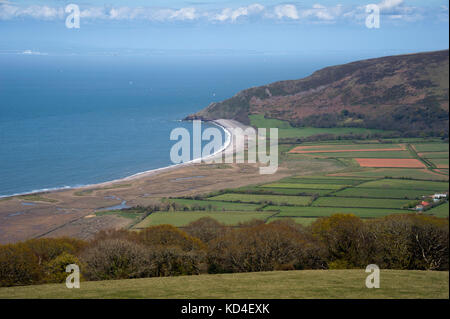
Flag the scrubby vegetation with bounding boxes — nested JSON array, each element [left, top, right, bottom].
[[1, 214, 448, 287], [187, 50, 449, 137]]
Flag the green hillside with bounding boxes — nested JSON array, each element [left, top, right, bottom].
[[0, 270, 447, 299]]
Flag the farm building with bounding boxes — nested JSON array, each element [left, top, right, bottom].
[[432, 193, 447, 203], [421, 201, 431, 207]]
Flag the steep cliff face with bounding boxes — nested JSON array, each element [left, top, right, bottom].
[[186, 50, 449, 135]]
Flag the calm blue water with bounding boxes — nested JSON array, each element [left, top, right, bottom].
[[0, 53, 372, 197]]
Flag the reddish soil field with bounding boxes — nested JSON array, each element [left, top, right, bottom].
[[355, 158, 426, 168]]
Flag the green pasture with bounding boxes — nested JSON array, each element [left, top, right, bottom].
[[261, 183, 345, 190], [426, 203, 449, 218], [207, 193, 312, 206], [333, 187, 429, 200], [168, 198, 262, 211], [294, 151, 413, 158], [312, 197, 411, 209], [413, 143, 449, 152], [356, 179, 449, 191], [264, 205, 407, 218], [133, 211, 273, 228]]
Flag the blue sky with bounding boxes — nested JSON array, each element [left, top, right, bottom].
[[0, 0, 448, 55]]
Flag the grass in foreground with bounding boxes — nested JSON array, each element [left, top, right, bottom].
[[0, 270, 447, 299]]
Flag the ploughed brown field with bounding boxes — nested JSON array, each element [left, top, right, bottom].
[[355, 158, 426, 168]]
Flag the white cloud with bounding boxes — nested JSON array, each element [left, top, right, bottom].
[[438, 5, 449, 22], [375, 0, 424, 22], [0, 1, 443, 25], [0, 4, 18, 19], [299, 4, 343, 22], [80, 7, 106, 19], [274, 4, 299, 20], [20, 5, 63, 20], [212, 3, 264, 22], [344, 0, 423, 24], [170, 8, 196, 20], [0, 4, 63, 20], [108, 7, 130, 20], [378, 0, 403, 11]]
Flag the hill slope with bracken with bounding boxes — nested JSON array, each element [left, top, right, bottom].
[[186, 50, 449, 136]]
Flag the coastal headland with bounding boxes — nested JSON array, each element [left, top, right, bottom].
[[1, 50, 448, 244]]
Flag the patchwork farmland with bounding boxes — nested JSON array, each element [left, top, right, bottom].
[[125, 139, 449, 229], [134, 176, 448, 229]]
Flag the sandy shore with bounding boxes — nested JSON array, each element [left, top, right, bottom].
[[86, 119, 246, 189], [0, 119, 242, 199]]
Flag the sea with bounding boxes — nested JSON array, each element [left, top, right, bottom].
[[0, 52, 381, 197]]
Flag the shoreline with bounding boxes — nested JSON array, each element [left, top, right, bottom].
[[0, 119, 235, 199]]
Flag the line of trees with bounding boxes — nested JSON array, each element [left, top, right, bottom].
[[0, 214, 448, 287]]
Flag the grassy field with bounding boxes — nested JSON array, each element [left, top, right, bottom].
[[133, 211, 274, 228], [312, 197, 410, 209], [0, 270, 447, 299], [156, 165, 447, 227], [264, 206, 405, 218], [295, 151, 413, 158], [312, 197, 411, 209], [355, 179, 449, 191], [232, 186, 335, 196], [207, 193, 312, 206], [122, 138, 448, 230], [168, 198, 262, 211], [278, 176, 369, 185], [427, 203, 449, 218], [333, 168, 448, 180], [413, 143, 449, 152], [429, 158, 449, 168], [421, 152, 449, 159], [290, 143, 407, 151], [261, 183, 345, 190], [249, 114, 389, 139], [333, 187, 428, 199]]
